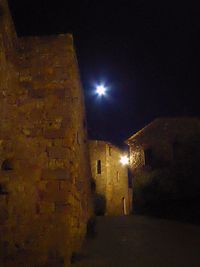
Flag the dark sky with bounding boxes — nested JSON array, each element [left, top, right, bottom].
[[9, 0, 200, 145]]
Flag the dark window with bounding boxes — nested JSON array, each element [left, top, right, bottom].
[[2, 159, 13, 171], [0, 184, 8, 195], [97, 160, 101, 174], [144, 149, 153, 166], [109, 146, 112, 156]]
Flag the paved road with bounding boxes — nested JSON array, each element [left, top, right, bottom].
[[73, 215, 200, 267]]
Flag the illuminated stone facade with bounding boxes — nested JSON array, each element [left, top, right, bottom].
[[89, 140, 131, 216], [126, 117, 200, 219], [127, 117, 200, 171], [0, 1, 92, 266]]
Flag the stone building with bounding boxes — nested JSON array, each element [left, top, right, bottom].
[[0, 1, 92, 266], [126, 117, 200, 220], [89, 140, 132, 216], [127, 117, 200, 170]]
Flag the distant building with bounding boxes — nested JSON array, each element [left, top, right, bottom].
[[89, 140, 132, 216], [126, 117, 200, 220], [126, 117, 200, 171]]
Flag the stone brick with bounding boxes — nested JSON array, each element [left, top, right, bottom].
[[28, 88, 46, 98], [53, 88, 66, 99], [47, 147, 67, 159], [40, 180, 70, 202], [0, 207, 8, 224], [41, 168, 70, 180], [39, 201, 55, 214], [55, 202, 71, 213], [44, 128, 66, 139]]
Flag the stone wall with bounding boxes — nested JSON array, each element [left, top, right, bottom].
[[89, 140, 131, 216], [126, 117, 200, 221], [127, 118, 200, 171], [0, 1, 92, 266]]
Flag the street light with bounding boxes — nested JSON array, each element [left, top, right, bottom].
[[120, 155, 129, 166]]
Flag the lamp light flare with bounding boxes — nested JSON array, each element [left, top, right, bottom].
[[120, 155, 129, 166], [96, 85, 106, 96]]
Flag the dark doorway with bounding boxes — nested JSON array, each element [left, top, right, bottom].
[[122, 197, 127, 215]]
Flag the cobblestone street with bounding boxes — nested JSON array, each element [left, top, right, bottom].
[[74, 216, 200, 267]]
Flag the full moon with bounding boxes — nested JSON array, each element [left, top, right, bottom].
[[96, 85, 106, 96]]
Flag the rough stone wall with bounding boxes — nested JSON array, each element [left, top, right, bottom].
[[127, 117, 200, 171], [129, 143, 144, 171], [89, 140, 130, 216], [0, 1, 92, 266], [126, 117, 200, 218], [89, 141, 107, 197]]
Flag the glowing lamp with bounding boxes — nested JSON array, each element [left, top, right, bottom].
[[120, 155, 129, 166]]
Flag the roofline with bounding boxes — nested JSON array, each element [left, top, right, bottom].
[[89, 139, 116, 147], [125, 116, 200, 144], [125, 119, 158, 144]]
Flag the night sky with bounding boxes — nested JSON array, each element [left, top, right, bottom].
[[9, 0, 200, 145]]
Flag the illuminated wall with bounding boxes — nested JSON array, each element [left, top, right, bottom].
[[89, 140, 131, 216], [0, 1, 92, 266], [127, 117, 200, 216]]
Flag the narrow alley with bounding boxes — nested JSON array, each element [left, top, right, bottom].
[[74, 215, 200, 267]]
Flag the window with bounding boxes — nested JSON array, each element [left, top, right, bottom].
[[97, 160, 101, 174], [0, 184, 8, 195], [1, 159, 13, 171]]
